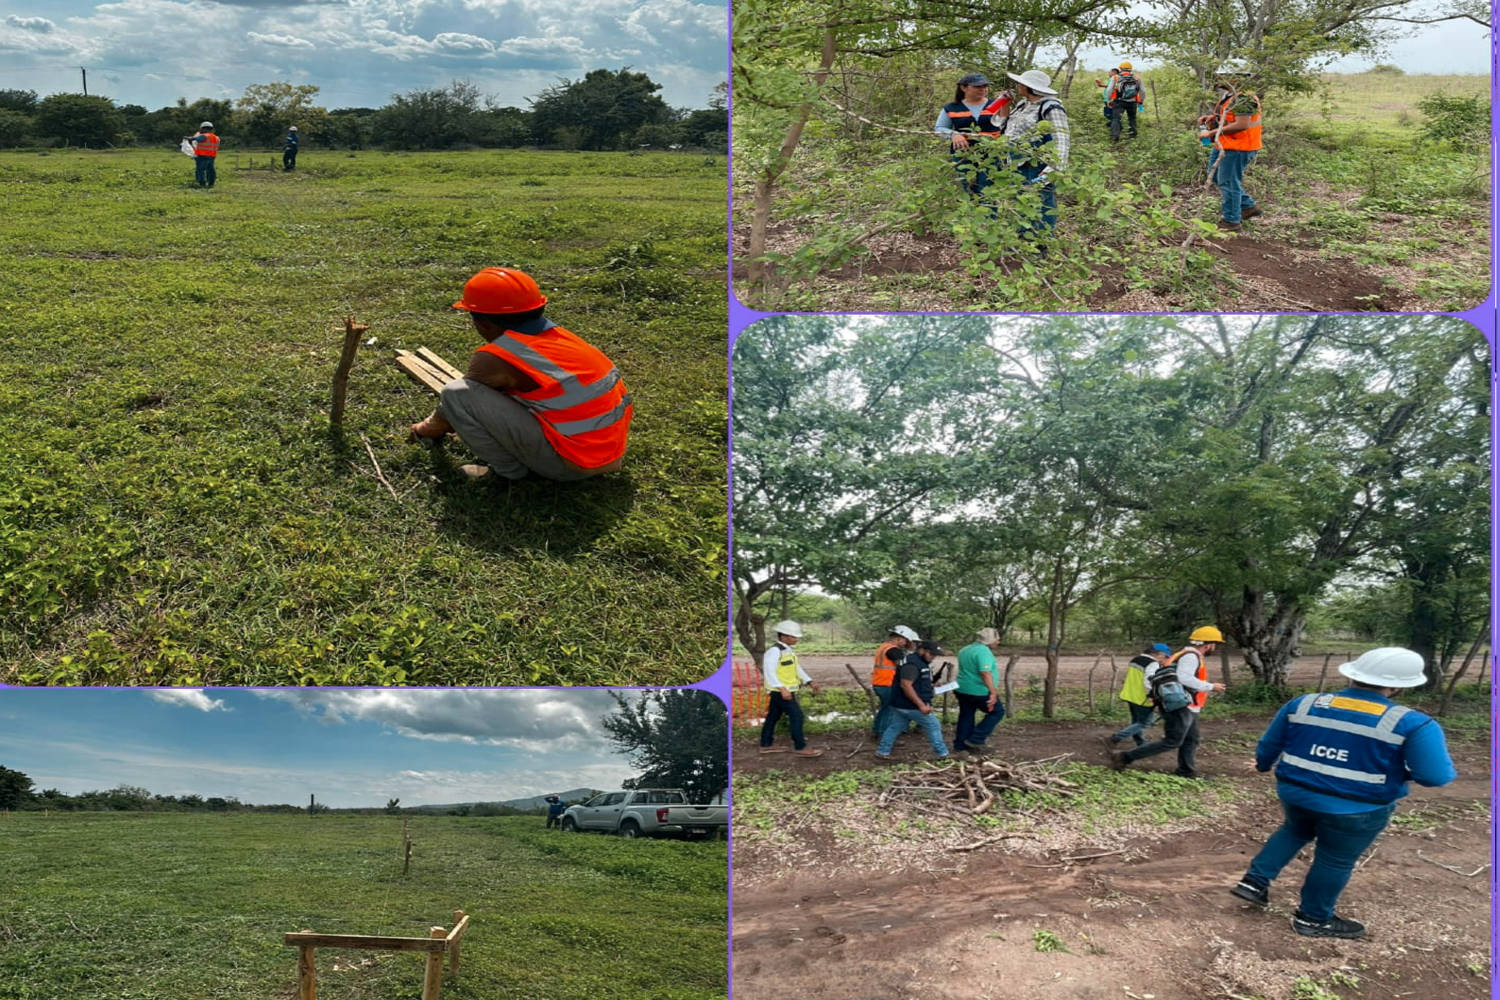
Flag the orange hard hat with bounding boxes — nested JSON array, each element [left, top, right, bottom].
[[452, 267, 547, 314]]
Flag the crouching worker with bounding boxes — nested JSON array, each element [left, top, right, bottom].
[[409, 267, 633, 482], [1231, 648, 1456, 939]]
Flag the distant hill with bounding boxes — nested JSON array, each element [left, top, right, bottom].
[[414, 787, 601, 812]]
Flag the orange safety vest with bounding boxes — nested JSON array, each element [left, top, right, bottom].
[[1214, 92, 1261, 151], [872, 641, 900, 687], [194, 132, 220, 157], [476, 322, 632, 470], [1164, 647, 1211, 710]]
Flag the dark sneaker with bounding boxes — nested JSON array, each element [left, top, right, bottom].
[[793, 748, 824, 758], [873, 753, 896, 763], [1217, 219, 1242, 232], [1173, 770, 1203, 780], [1293, 912, 1366, 939], [1109, 750, 1132, 771], [757, 746, 787, 754], [1240, 206, 1262, 220], [1231, 880, 1269, 907]]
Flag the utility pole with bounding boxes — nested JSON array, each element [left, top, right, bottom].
[[80, 67, 87, 96]]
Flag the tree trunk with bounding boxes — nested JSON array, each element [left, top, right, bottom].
[[1233, 588, 1306, 687], [744, 26, 837, 288]]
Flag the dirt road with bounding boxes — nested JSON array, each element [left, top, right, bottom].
[[732, 715, 1490, 1000]]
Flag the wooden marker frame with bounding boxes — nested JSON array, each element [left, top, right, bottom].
[[395, 348, 464, 395], [284, 909, 470, 1000]]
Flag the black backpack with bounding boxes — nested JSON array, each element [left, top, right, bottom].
[[1115, 73, 1141, 103], [1147, 660, 1190, 712]]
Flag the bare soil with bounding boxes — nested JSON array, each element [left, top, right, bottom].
[[732, 716, 1490, 1000]]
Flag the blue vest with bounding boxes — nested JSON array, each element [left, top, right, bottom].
[[1274, 691, 1430, 805], [943, 100, 1003, 151], [889, 653, 935, 710]]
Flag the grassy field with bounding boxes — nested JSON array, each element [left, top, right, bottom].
[[1292, 70, 1489, 129], [0, 812, 728, 1000], [0, 149, 727, 685]]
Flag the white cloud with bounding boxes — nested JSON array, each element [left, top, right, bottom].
[[433, 31, 493, 54], [4, 14, 53, 30], [147, 689, 229, 712], [248, 31, 316, 49]]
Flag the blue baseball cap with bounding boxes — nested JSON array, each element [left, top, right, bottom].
[[1151, 643, 1171, 654], [958, 73, 991, 87]]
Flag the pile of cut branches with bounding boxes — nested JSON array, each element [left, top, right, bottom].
[[877, 754, 1078, 821]]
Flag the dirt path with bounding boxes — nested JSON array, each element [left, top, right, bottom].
[[732, 717, 1490, 1000]]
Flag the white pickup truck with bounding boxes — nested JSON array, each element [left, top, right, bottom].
[[561, 788, 729, 839]]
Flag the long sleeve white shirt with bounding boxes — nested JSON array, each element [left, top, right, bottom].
[[761, 644, 812, 690]]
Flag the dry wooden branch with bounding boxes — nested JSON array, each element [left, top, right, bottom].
[[331, 315, 368, 425], [1415, 851, 1488, 878], [360, 434, 402, 502], [1059, 849, 1123, 863], [950, 832, 1035, 852]]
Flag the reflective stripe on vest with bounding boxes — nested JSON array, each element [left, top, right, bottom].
[[775, 645, 800, 689], [944, 100, 1005, 150], [196, 132, 220, 157], [477, 323, 632, 469], [872, 640, 898, 688], [1275, 693, 1418, 804], [1215, 92, 1262, 151]]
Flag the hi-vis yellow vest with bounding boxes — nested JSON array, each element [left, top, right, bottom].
[[774, 644, 800, 688]]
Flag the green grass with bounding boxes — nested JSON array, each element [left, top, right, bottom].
[[0, 812, 727, 1000], [0, 149, 727, 684]]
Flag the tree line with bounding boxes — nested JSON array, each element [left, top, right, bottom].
[[732, 315, 1489, 711], [0, 71, 726, 152]]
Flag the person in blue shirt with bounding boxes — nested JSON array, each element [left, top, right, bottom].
[[1230, 647, 1457, 939], [544, 794, 565, 829], [283, 126, 299, 171]]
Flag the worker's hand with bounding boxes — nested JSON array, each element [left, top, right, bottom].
[[779, 687, 793, 700], [919, 703, 933, 715], [986, 695, 997, 710], [1212, 683, 1226, 693], [1198, 130, 1213, 139], [809, 682, 822, 695], [951, 133, 970, 149]]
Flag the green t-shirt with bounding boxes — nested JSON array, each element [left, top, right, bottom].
[[956, 641, 998, 696]]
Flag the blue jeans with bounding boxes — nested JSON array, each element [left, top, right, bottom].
[[954, 692, 1005, 749], [195, 155, 216, 187], [1016, 163, 1056, 234], [872, 684, 895, 735], [877, 706, 948, 758], [759, 692, 807, 750], [1245, 800, 1395, 921], [1112, 702, 1157, 746], [1215, 148, 1257, 223]]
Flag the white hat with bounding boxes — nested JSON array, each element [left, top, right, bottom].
[[772, 619, 803, 638], [889, 625, 919, 642], [289, 125, 298, 131], [976, 627, 1001, 645], [1006, 70, 1058, 96], [1339, 647, 1427, 688], [200, 121, 214, 129]]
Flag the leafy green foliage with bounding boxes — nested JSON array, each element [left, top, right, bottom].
[[0, 148, 726, 684], [603, 691, 729, 804], [1415, 93, 1489, 151]]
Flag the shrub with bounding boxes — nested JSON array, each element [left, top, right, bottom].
[[1416, 93, 1488, 151]]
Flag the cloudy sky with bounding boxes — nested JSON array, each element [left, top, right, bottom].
[[0, 0, 727, 112], [0, 688, 703, 808]]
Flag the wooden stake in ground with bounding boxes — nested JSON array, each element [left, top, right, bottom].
[[331, 315, 368, 426], [422, 926, 446, 1000]]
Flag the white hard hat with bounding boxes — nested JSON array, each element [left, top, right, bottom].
[[1339, 647, 1427, 688], [200, 121, 214, 129], [889, 625, 919, 642], [772, 619, 803, 638], [289, 125, 298, 131]]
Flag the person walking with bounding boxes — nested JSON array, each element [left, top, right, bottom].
[[953, 627, 1006, 754], [1200, 61, 1263, 231], [283, 125, 299, 171], [875, 641, 951, 762], [998, 69, 1070, 236], [1094, 68, 1119, 127], [1111, 626, 1226, 777], [1107, 61, 1145, 142], [757, 620, 824, 757], [408, 267, 633, 482], [871, 625, 919, 738], [1107, 643, 1171, 747], [936, 73, 1012, 201], [544, 795, 565, 829], [188, 121, 220, 188], [1230, 648, 1456, 939]]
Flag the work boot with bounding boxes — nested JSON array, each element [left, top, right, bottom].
[[1292, 912, 1366, 939], [1217, 219, 1242, 232], [1231, 880, 1269, 907], [1240, 206, 1262, 220], [1109, 750, 1132, 771]]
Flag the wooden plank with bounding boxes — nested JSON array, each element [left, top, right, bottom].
[[415, 347, 464, 382], [446, 911, 468, 980], [395, 352, 449, 395], [283, 931, 448, 952], [421, 927, 446, 1000]]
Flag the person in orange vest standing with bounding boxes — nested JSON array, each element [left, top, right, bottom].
[[188, 121, 220, 188], [1111, 625, 1226, 777], [1199, 61, 1262, 231], [936, 73, 1012, 201], [408, 267, 633, 483], [871, 625, 918, 737], [1106, 61, 1145, 142]]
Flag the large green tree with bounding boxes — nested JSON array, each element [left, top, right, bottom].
[[602, 690, 727, 805], [34, 93, 125, 147], [529, 68, 674, 150], [0, 765, 33, 810]]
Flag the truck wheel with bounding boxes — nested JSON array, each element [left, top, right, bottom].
[[561, 817, 577, 832], [619, 819, 641, 839]]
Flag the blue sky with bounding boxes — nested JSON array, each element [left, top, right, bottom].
[[0, 688, 681, 808], [0, 0, 727, 112]]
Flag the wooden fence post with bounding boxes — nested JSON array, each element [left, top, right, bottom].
[[421, 927, 446, 1000], [331, 316, 367, 426], [449, 910, 465, 979], [1316, 653, 1333, 692], [297, 937, 317, 1000]]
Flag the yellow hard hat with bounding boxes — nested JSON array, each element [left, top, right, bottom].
[[1189, 625, 1224, 643], [1118, 61, 1133, 71]]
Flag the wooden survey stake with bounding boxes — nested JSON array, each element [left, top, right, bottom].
[[331, 316, 368, 425], [395, 347, 464, 395], [285, 910, 469, 1000]]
